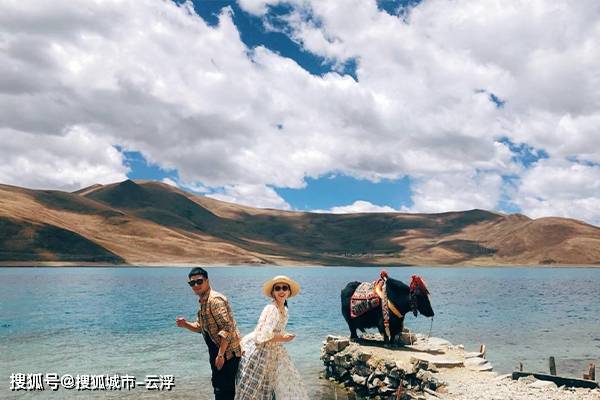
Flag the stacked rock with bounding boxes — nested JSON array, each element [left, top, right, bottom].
[[321, 335, 444, 399]]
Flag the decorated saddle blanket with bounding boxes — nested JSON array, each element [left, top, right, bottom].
[[350, 281, 381, 318]]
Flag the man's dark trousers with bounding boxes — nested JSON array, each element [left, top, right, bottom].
[[204, 333, 241, 400]]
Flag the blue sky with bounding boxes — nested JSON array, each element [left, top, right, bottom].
[[2, 0, 599, 224], [276, 175, 413, 211]]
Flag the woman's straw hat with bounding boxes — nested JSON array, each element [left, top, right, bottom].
[[262, 275, 301, 298]]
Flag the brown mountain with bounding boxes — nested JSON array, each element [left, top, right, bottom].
[[1, 180, 599, 266]]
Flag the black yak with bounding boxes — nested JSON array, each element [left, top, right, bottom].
[[341, 272, 434, 346]]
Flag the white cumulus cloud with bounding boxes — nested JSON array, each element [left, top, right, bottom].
[[0, 126, 127, 191], [514, 159, 600, 226], [161, 177, 178, 187], [206, 183, 291, 210], [405, 171, 503, 214], [324, 200, 398, 214]]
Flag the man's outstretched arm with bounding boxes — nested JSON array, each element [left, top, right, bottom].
[[176, 317, 202, 333]]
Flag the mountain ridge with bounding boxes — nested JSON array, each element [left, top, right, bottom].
[[1, 180, 599, 266]]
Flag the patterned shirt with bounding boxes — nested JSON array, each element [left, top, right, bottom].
[[197, 289, 242, 359]]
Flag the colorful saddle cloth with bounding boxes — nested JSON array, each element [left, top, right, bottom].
[[350, 281, 381, 318]]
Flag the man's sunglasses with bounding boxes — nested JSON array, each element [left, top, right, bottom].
[[188, 278, 205, 287], [273, 285, 290, 292]]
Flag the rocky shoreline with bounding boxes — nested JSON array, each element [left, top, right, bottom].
[[320, 333, 599, 400]]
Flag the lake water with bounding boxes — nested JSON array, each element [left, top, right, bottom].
[[1, 266, 599, 399]]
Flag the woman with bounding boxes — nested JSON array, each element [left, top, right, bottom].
[[235, 275, 309, 400]]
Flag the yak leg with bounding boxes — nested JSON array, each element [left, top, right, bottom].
[[397, 318, 405, 346], [392, 318, 405, 347], [391, 332, 403, 348], [388, 330, 397, 347], [377, 323, 390, 346], [349, 324, 359, 341]]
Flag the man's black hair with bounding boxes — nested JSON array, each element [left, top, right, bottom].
[[189, 267, 208, 279]]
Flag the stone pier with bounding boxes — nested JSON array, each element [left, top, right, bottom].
[[321, 332, 492, 399]]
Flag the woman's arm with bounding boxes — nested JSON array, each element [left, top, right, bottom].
[[268, 333, 295, 343]]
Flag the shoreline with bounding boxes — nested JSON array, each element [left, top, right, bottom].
[[1, 261, 599, 268]]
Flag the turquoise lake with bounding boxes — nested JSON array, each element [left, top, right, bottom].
[[1, 266, 599, 399]]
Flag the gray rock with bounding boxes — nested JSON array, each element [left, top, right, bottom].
[[338, 369, 350, 381], [425, 337, 452, 347], [338, 339, 350, 351], [324, 341, 338, 354], [384, 376, 400, 389], [325, 338, 351, 354], [416, 369, 434, 382], [367, 372, 376, 384], [518, 375, 537, 384], [355, 351, 372, 363], [529, 380, 558, 389], [400, 332, 418, 344], [431, 359, 464, 368], [388, 367, 402, 379], [379, 385, 396, 395], [427, 377, 440, 390], [476, 363, 493, 372], [353, 364, 371, 377], [334, 354, 352, 369], [464, 357, 487, 367], [352, 374, 367, 386], [464, 351, 485, 358], [368, 377, 382, 390], [465, 356, 493, 371], [410, 357, 430, 371]]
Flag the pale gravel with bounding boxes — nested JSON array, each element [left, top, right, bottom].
[[437, 369, 600, 400]]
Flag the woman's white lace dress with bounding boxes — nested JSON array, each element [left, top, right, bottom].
[[235, 303, 309, 400]]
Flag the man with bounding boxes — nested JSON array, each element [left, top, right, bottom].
[[176, 267, 242, 400]]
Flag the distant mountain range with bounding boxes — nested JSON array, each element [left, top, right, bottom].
[[1, 180, 599, 266]]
